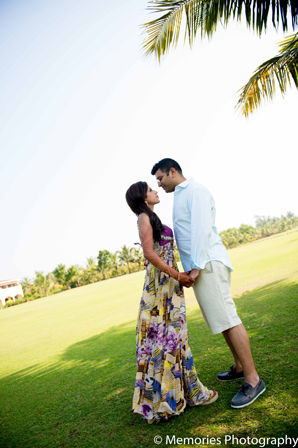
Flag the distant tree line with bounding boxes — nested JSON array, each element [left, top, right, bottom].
[[16, 246, 146, 305], [3, 212, 297, 308], [220, 212, 298, 249]]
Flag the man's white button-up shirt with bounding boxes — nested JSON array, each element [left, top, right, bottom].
[[173, 178, 233, 272]]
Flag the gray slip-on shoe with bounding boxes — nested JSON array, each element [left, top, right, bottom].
[[231, 378, 266, 409]]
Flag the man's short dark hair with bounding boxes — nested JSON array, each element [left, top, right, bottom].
[[151, 158, 182, 176]]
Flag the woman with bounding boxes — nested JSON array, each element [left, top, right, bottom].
[[126, 181, 218, 424]]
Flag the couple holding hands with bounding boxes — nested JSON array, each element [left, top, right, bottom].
[[126, 158, 265, 424]]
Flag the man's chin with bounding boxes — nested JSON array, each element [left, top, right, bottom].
[[165, 187, 174, 193]]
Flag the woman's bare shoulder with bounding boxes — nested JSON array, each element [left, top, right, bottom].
[[138, 213, 153, 237], [138, 213, 150, 224]]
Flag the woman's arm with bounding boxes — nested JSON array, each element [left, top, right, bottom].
[[138, 214, 194, 288]]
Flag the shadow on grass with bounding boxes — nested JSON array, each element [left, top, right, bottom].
[[0, 280, 297, 448]]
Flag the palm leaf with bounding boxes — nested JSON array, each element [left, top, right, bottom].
[[141, 1, 185, 60], [236, 32, 298, 116], [141, 0, 298, 59]]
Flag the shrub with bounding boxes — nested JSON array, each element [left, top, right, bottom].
[[13, 298, 26, 306], [4, 300, 14, 308]]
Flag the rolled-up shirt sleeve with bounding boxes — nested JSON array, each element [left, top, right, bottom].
[[190, 187, 213, 270]]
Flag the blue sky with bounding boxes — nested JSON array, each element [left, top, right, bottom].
[[1, 0, 297, 279]]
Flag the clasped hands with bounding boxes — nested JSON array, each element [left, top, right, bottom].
[[178, 269, 200, 288]]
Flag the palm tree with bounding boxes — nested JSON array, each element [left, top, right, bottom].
[[86, 256, 96, 268], [34, 271, 54, 297], [118, 245, 135, 274], [133, 247, 145, 270], [286, 211, 296, 219], [74, 266, 84, 287], [255, 215, 270, 228], [97, 250, 113, 279], [65, 265, 81, 288], [238, 224, 257, 242], [83, 257, 98, 283], [141, 0, 298, 113], [53, 263, 67, 288], [219, 228, 240, 248], [109, 253, 119, 270], [20, 277, 33, 296], [237, 33, 298, 116]]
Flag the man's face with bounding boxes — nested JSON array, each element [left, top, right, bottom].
[[155, 168, 176, 193]]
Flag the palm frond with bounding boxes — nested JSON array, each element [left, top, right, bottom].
[[141, 1, 187, 60], [141, 0, 298, 59], [236, 33, 298, 116]]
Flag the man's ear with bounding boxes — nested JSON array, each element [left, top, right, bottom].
[[169, 168, 177, 178]]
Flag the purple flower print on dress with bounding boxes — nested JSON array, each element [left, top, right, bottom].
[[178, 314, 187, 342], [135, 379, 144, 389], [142, 404, 153, 419], [180, 303, 186, 316], [143, 343, 153, 358], [166, 391, 177, 412], [143, 323, 158, 357], [147, 322, 158, 341], [179, 314, 186, 326], [137, 346, 147, 366], [174, 369, 181, 379], [164, 325, 178, 353], [159, 277, 164, 286], [157, 322, 165, 350]]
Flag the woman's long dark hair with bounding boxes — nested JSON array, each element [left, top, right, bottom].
[[126, 181, 164, 242]]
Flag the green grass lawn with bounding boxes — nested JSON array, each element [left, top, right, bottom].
[[0, 230, 298, 448]]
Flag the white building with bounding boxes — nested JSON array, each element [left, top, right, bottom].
[[0, 279, 23, 307]]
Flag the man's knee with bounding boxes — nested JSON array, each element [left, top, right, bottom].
[[223, 323, 242, 335]]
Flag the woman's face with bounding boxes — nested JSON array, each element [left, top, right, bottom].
[[145, 186, 160, 206]]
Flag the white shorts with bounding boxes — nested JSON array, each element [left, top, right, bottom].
[[192, 260, 242, 335]]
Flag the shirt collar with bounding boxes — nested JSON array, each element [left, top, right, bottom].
[[174, 178, 194, 193]]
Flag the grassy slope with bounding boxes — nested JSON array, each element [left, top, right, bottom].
[[0, 230, 297, 448]]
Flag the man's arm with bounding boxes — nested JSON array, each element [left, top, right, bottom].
[[189, 268, 200, 280], [189, 187, 213, 278]]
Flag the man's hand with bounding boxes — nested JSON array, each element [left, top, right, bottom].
[[189, 269, 200, 280], [179, 272, 195, 288]]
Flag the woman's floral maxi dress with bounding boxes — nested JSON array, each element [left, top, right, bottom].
[[132, 225, 214, 423]]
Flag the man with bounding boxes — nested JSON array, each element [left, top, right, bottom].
[[151, 158, 266, 409]]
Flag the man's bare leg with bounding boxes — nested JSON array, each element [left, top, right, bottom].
[[223, 323, 259, 387], [222, 331, 243, 372]]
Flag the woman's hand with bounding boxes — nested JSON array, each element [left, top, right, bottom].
[[178, 272, 195, 288]]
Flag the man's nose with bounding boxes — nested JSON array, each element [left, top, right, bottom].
[[157, 181, 162, 187]]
